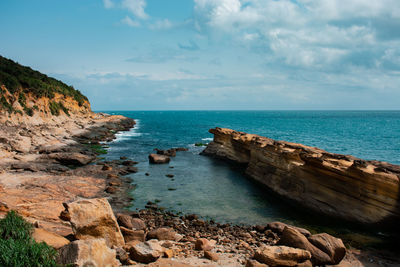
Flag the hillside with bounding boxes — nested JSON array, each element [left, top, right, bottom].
[[0, 55, 90, 118]]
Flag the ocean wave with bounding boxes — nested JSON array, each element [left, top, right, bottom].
[[201, 137, 213, 141], [112, 119, 142, 141]]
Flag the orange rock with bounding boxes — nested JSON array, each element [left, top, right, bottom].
[[32, 228, 70, 249]]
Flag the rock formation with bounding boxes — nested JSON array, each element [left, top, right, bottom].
[[202, 127, 400, 226]]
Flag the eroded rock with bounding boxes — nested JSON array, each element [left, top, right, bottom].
[[254, 245, 311, 267], [60, 198, 124, 247], [277, 226, 331, 265], [308, 233, 346, 264]]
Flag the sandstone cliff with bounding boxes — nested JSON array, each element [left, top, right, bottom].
[[0, 55, 91, 125], [202, 128, 400, 226]]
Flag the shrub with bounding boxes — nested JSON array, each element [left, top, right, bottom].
[[0, 211, 32, 241], [0, 55, 88, 107], [0, 211, 59, 267]]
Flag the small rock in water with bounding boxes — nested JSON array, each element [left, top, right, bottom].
[[166, 174, 174, 178]]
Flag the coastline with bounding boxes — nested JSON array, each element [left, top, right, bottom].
[[0, 112, 136, 235], [1, 113, 399, 266]]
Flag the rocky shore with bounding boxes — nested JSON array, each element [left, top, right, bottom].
[[0, 111, 135, 236], [1, 114, 400, 266], [202, 128, 400, 228]]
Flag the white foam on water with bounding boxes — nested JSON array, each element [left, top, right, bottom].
[[113, 119, 142, 142], [201, 137, 213, 141]]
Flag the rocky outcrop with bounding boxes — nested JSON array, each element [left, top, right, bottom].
[[202, 128, 400, 225]]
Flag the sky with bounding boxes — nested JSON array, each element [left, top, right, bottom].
[[0, 0, 399, 110]]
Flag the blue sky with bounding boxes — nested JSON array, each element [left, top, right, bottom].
[[1, 0, 399, 110]]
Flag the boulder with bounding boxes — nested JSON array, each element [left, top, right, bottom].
[[60, 198, 124, 247], [149, 154, 170, 164], [194, 238, 216, 251], [32, 228, 70, 249], [129, 240, 165, 263], [147, 227, 177, 241], [308, 233, 346, 264], [277, 227, 331, 265], [117, 213, 133, 229], [57, 238, 119, 267], [267, 222, 311, 237], [254, 245, 311, 267], [120, 226, 146, 242]]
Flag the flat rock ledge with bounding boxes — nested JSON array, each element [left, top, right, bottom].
[[202, 127, 400, 226]]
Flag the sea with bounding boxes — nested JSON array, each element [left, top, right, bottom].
[[101, 110, 400, 245]]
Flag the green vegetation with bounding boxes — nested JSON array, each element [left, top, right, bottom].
[[85, 143, 108, 155], [49, 101, 69, 116], [0, 55, 88, 106], [0, 211, 59, 267], [0, 95, 13, 113]]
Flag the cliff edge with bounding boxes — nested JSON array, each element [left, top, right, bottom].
[[202, 127, 400, 227]]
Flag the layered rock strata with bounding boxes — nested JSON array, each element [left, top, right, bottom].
[[202, 127, 400, 225]]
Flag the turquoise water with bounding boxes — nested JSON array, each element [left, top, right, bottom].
[[102, 111, 400, 229]]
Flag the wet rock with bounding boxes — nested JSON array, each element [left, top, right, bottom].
[[254, 245, 311, 267], [60, 198, 125, 247], [120, 226, 146, 242], [147, 227, 177, 241], [308, 233, 346, 264], [129, 240, 165, 263], [277, 226, 331, 265], [32, 228, 70, 249], [195, 238, 216, 251], [149, 154, 170, 164], [57, 238, 119, 267], [204, 251, 219, 261], [166, 174, 174, 178], [267, 222, 311, 237], [124, 166, 138, 173]]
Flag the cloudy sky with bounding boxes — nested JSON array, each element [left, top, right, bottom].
[[1, 0, 399, 110]]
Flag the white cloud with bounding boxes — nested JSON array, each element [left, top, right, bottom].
[[122, 0, 148, 19], [103, 0, 114, 9], [121, 16, 141, 27], [149, 19, 173, 30], [193, 0, 400, 71]]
